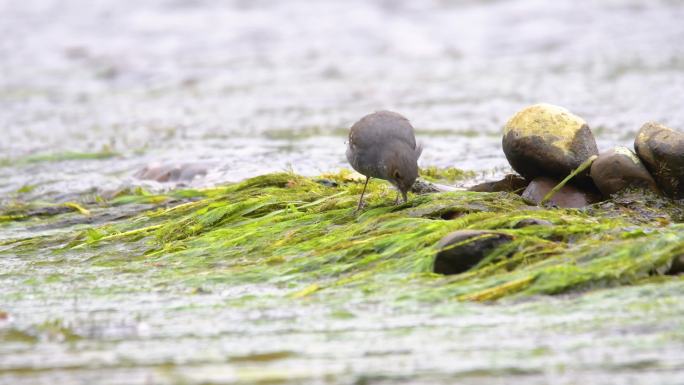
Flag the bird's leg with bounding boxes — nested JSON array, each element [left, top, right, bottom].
[[356, 176, 370, 212], [394, 191, 400, 205]]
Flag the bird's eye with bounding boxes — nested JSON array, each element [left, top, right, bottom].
[[393, 170, 402, 180]]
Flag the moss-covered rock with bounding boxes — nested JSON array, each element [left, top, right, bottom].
[[433, 230, 514, 275], [503, 104, 598, 183], [634, 122, 684, 199], [590, 146, 659, 198]]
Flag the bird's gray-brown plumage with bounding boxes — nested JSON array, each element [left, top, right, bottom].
[[346, 111, 422, 210]]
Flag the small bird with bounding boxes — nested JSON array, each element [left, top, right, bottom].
[[346, 111, 422, 211]]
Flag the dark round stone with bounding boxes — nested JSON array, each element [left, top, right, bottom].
[[521, 176, 602, 208], [433, 230, 513, 275], [634, 122, 684, 199], [667, 255, 684, 275], [590, 146, 659, 198], [468, 174, 529, 194], [502, 104, 598, 184]]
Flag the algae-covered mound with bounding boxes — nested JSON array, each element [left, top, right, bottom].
[[2, 171, 684, 302]]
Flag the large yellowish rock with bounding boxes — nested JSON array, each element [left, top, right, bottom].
[[634, 122, 684, 199], [502, 104, 599, 183]]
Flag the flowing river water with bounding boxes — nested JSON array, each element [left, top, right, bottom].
[[2, 0, 684, 384]]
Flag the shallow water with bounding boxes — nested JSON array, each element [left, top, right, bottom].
[[3, 0, 684, 198], [2, 279, 684, 385], [2, 0, 684, 384]]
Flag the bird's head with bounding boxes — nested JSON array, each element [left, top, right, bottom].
[[386, 144, 420, 202]]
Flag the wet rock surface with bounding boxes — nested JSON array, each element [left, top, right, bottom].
[[634, 122, 684, 199], [434, 230, 514, 275], [469, 174, 529, 194], [522, 177, 602, 208], [590, 146, 659, 198], [502, 104, 599, 184]]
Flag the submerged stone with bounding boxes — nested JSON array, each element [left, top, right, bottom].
[[634, 122, 684, 199], [315, 179, 339, 187], [410, 179, 442, 194], [434, 230, 513, 275], [590, 146, 659, 198], [502, 103, 598, 184], [522, 176, 601, 208], [667, 255, 684, 275], [513, 218, 554, 228], [468, 174, 529, 194], [135, 162, 208, 183]]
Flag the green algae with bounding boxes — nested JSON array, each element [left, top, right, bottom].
[[0, 149, 119, 167], [420, 166, 475, 183], [2, 171, 683, 303]]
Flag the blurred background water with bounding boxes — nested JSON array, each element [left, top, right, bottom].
[[2, 0, 684, 201]]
